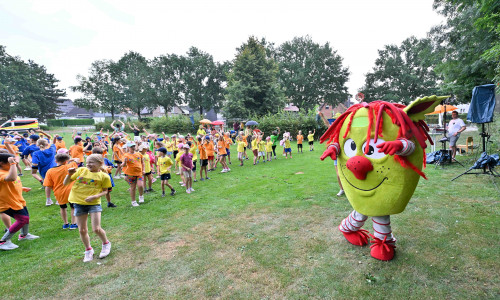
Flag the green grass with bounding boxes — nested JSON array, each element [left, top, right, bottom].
[[1, 131, 499, 299]]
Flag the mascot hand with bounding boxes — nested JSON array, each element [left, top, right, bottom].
[[320, 143, 339, 161], [377, 140, 403, 156]]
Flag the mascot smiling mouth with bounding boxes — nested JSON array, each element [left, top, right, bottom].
[[340, 166, 387, 191]]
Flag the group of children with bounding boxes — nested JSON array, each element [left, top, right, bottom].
[[0, 123, 318, 262]]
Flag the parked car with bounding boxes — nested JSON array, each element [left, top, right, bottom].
[[0, 118, 39, 133]]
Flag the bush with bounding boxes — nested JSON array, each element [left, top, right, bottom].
[[47, 119, 94, 127], [150, 115, 198, 134], [94, 119, 149, 134], [252, 110, 327, 140]]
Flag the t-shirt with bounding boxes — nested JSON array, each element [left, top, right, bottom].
[[142, 153, 151, 173], [270, 135, 278, 147], [205, 142, 215, 157], [133, 129, 140, 136], [157, 156, 173, 174], [224, 137, 232, 148], [197, 129, 206, 136], [217, 140, 227, 155], [266, 141, 273, 152], [32, 144, 57, 179], [15, 139, 29, 152], [258, 140, 266, 152], [68, 167, 112, 205], [198, 143, 208, 160], [296, 135, 304, 144], [448, 118, 466, 135], [284, 139, 291, 148], [237, 141, 245, 152], [122, 152, 143, 177], [55, 140, 66, 150], [251, 139, 258, 150], [22, 144, 40, 157], [69, 144, 84, 162], [307, 134, 315, 142], [0, 169, 26, 211], [166, 141, 173, 152], [113, 143, 124, 161], [180, 152, 193, 171], [43, 162, 78, 205], [189, 145, 198, 161]]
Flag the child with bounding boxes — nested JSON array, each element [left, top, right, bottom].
[[0, 153, 38, 251], [296, 131, 304, 153], [307, 129, 316, 151], [112, 138, 125, 179], [265, 137, 273, 161], [121, 142, 145, 207], [224, 133, 232, 165], [156, 147, 176, 197], [198, 137, 209, 180], [284, 134, 292, 159], [251, 135, 259, 165], [180, 144, 194, 193], [91, 147, 117, 208], [188, 141, 198, 182], [205, 136, 215, 171], [216, 135, 230, 173], [140, 145, 154, 193], [70, 137, 85, 167], [64, 154, 112, 262], [258, 136, 266, 163], [236, 136, 245, 166], [43, 154, 79, 229]]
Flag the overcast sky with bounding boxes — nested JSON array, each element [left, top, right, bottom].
[[0, 0, 444, 101]]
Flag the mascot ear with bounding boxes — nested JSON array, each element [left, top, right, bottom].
[[403, 95, 450, 122]]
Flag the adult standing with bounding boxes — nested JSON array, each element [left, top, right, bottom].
[[447, 111, 466, 159], [197, 125, 206, 137], [233, 121, 240, 133]]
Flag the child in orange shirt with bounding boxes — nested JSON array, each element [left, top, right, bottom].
[[121, 142, 145, 207], [54, 135, 66, 151], [0, 153, 38, 251], [224, 133, 233, 165], [296, 131, 304, 154], [69, 137, 85, 167], [112, 138, 125, 179], [198, 137, 209, 181], [205, 136, 215, 171], [217, 136, 230, 173], [44, 153, 79, 229]]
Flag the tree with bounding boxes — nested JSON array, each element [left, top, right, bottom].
[[359, 37, 441, 104], [115, 51, 154, 120], [0, 46, 65, 121], [275, 36, 350, 111], [224, 37, 286, 118], [150, 54, 185, 117], [182, 47, 226, 116], [72, 59, 124, 120], [430, 0, 498, 102]]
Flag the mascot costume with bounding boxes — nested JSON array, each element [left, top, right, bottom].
[[320, 95, 448, 261]]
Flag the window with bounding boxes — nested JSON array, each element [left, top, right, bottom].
[[14, 120, 35, 126], [326, 106, 330, 109]]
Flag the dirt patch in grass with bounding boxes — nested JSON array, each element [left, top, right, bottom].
[[150, 239, 186, 260]]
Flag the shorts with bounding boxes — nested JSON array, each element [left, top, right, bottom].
[[167, 151, 173, 156], [226, 148, 230, 155], [125, 174, 144, 184], [448, 134, 460, 147], [20, 154, 26, 159], [252, 149, 258, 156], [208, 155, 214, 160], [2, 206, 29, 217], [192, 160, 197, 171], [285, 148, 292, 153], [144, 171, 152, 176], [114, 160, 122, 165], [73, 204, 102, 216], [134, 136, 141, 142], [160, 173, 171, 180], [298, 144, 303, 149], [182, 169, 193, 178], [309, 141, 314, 145], [258, 151, 265, 157], [238, 152, 243, 160], [200, 159, 208, 167], [59, 203, 75, 209]]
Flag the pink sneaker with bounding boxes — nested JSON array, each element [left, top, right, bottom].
[[186, 189, 191, 194]]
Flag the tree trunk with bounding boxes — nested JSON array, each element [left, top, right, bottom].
[[199, 106, 203, 116]]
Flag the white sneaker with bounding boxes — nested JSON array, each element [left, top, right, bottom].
[[113, 175, 121, 179], [83, 248, 94, 262], [186, 189, 191, 194], [337, 190, 345, 196], [138, 195, 144, 203], [99, 242, 111, 258], [45, 199, 53, 206], [18, 233, 39, 241], [0, 240, 19, 250], [131, 201, 139, 207], [189, 188, 195, 192], [24, 167, 31, 171], [226, 168, 231, 172], [221, 169, 227, 173]]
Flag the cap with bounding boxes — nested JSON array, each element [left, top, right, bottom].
[[177, 143, 184, 149], [182, 144, 190, 149], [138, 144, 148, 151], [56, 136, 63, 140], [157, 138, 164, 142], [29, 134, 40, 140], [157, 147, 167, 153], [205, 136, 210, 140], [7, 138, 17, 142], [178, 135, 184, 139], [23, 133, 29, 137], [14, 135, 22, 140], [57, 148, 69, 154], [126, 142, 136, 147]]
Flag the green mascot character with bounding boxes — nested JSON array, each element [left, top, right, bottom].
[[320, 96, 447, 261]]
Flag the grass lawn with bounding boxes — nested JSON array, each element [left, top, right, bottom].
[[1, 131, 499, 299]]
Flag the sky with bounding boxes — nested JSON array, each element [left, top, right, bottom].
[[0, 0, 444, 101]]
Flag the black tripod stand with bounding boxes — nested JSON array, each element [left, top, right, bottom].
[[434, 101, 464, 168], [451, 123, 500, 181]]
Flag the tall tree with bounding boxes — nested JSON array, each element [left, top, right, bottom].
[[0, 46, 65, 121], [72, 59, 124, 119], [359, 37, 441, 104], [183, 47, 226, 115], [275, 36, 350, 111], [224, 37, 286, 118], [430, 0, 498, 102], [115, 51, 154, 120], [150, 54, 185, 117]]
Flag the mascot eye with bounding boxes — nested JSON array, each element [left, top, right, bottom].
[[343, 138, 357, 157], [362, 139, 386, 159]]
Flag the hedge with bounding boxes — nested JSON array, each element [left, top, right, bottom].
[[47, 119, 94, 127], [150, 115, 199, 134]]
